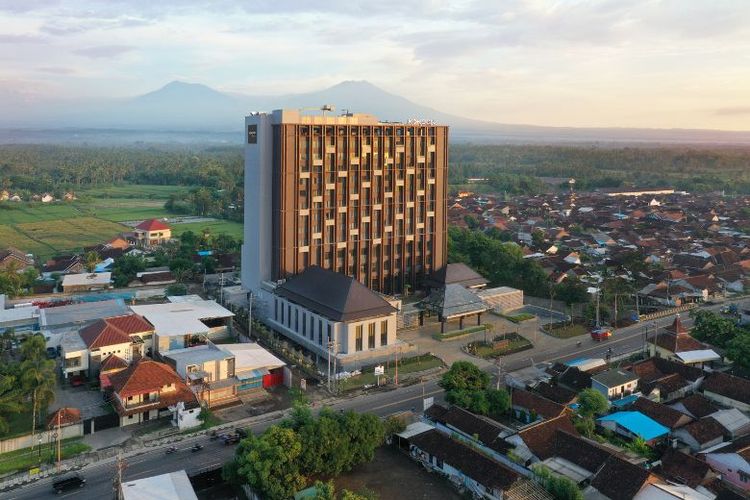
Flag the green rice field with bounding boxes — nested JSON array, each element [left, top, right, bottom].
[[0, 184, 240, 259]]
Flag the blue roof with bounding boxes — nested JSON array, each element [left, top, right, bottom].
[[597, 411, 669, 441], [611, 394, 640, 408]]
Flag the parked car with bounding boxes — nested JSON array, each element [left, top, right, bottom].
[[235, 427, 248, 438], [69, 375, 85, 387], [191, 444, 203, 452], [52, 474, 86, 493]]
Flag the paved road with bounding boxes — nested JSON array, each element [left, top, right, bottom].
[[5, 381, 444, 500], [7, 300, 745, 499]]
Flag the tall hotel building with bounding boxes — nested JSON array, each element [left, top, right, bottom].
[[241, 109, 448, 297]]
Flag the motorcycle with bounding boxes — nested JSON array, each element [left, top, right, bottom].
[[165, 446, 177, 455]]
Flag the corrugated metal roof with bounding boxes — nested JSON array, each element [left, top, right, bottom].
[[597, 411, 669, 441]]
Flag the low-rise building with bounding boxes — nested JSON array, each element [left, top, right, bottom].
[[164, 343, 238, 408], [673, 417, 726, 452], [597, 411, 670, 444], [120, 470, 198, 500], [219, 342, 286, 394], [107, 359, 199, 427], [130, 296, 234, 354], [61, 272, 112, 293], [701, 372, 750, 412], [701, 434, 750, 494], [264, 266, 404, 370], [134, 219, 171, 247], [591, 369, 640, 400]]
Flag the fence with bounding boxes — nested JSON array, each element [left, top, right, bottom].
[[0, 424, 83, 454]]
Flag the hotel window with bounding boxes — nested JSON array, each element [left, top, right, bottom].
[[368, 323, 376, 349], [318, 319, 323, 343], [295, 309, 299, 330], [327, 324, 332, 346], [287, 305, 291, 327], [380, 320, 388, 346], [302, 312, 307, 337], [355, 325, 363, 351]]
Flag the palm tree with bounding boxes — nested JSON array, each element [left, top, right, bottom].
[[84, 251, 100, 274], [20, 336, 56, 449], [0, 374, 23, 435]]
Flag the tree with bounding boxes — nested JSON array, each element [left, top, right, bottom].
[[20, 336, 56, 451], [440, 361, 490, 394], [486, 388, 510, 418], [83, 251, 99, 273], [164, 283, 187, 296], [225, 426, 305, 500], [577, 389, 609, 417], [691, 310, 743, 348], [0, 374, 23, 435], [533, 464, 583, 500], [573, 416, 596, 437], [313, 480, 336, 500], [727, 332, 750, 371]]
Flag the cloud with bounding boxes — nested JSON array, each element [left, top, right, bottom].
[[715, 106, 750, 116], [0, 34, 46, 43], [74, 45, 134, 58], [37, 66, 76, 74]]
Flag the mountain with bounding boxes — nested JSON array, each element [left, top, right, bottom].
[[2, 80, 750, 144]]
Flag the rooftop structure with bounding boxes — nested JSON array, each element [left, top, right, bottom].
[[120, 470, 197, 500]]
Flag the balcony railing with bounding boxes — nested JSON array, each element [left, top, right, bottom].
[[123, 395, 160, 409]]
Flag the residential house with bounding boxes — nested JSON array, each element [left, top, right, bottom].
[[540, 430, 616, 485], [556, 366, 594, 393], [404, 429, 541, 500], [218, 342, 286, 394], [264, 266, 402, 370], [504, 415, 579, 465], [670, 394, 719, 420], [134, 219, 171, 247], [0, 247, 34, 271], [107, 359, 200, 427], [673, 417, 726, 452], [60, 330, 89, 380], [164, 344, 239, 408], [41, 193, 54, 203], [701, 434, 750, 494], [423, 263, 489, 290], [42, 255, 84, 278], [710, 409, 750, 440], [532, 381, 578, 406], [130, 296, 234, 354], [653, 448, 714, 490], [702, 372, 750, 412], [78, 314, 155, 376], [631, 397, 693, 430], [648, 315, 714, 363], [61, 272, 113, 293], [597, 411, 670, 444], [629, 357, 705, 402], [511, 389, 567, 423], [587, 455, 658, 500], [591, 369, 640, 400]]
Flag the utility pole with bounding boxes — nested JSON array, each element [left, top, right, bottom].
[[113, 453, 127, 500], [395, 347, 400, 386], [327, 340, 333, 393], [56, 411, 62, 473]]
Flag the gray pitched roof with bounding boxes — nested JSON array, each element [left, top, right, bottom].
[[421, 283, 489, 319], [426, 263, 488, 288], [591, 369, 639, 388], [275, 266, 396, 322]]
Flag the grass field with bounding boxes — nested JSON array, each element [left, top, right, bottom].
[[0, 439, 91, 475], [171, 220, 244, 240], [0, 184, 241, 259], [81, 184, 190, 199]]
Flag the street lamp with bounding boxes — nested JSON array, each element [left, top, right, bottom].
[[37, 436, 42, 461]]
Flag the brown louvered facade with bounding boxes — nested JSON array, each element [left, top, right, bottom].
[[270, 120, 448, 294]]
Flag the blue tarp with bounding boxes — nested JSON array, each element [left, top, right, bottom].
[[197, 250, 213, 256], [610, 394, 639, 408], [597, 411, 669, 441]]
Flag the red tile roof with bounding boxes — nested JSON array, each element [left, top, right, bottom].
[[101, 354, 129, 372], [681, 417, 725, 445], [47, 407, 81, 428], [517, 415, 579, 460], [108, 359, 184, 397], [703, 372, 750, 406], [632, 397, 692, 429], [512, 389, 567, 420], [78, 314, 153, 349], [135, 218, 170, 231]]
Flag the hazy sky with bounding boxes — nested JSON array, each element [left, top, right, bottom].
[[2, 0, 749, 130]]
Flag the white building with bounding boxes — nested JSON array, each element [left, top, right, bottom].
[[121, 470, 198, 500], [130, 296, 234, 354], [263, 266, 407, 370]]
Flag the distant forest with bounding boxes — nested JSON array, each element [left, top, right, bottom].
[[451, 144, 750, 195], [1, 143, 750, 201]]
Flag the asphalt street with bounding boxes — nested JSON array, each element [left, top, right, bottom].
[[5, 299, 746, 500]]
